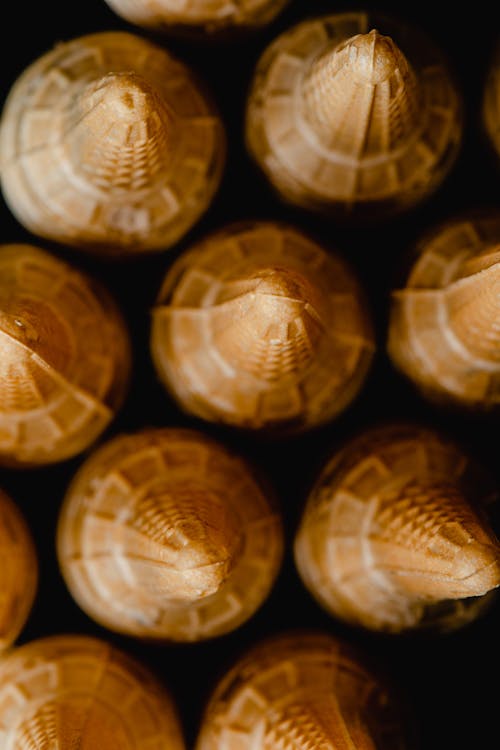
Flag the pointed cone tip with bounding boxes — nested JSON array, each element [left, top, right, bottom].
[[250, 266, 323, 321], [254, 267, 313, 298], [85, 71, 162, 123], [177, 520, 240, 598], [456, 540, 500, 596], [342, 29, 409, 84], [139, 485, 243, 601]]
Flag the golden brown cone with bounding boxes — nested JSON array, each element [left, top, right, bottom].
[[0, 296, 74, 385], [0, 32, 225, 256], [302, 30, 420, 153], [371, 479, 500, 600], [0, 244, 130, 467], [210, 267, 325, 382], [245, 12, 462, 219], [0, 490, 37, 652], [66, 72, 173, 193], [443, 256, 500, 363], [102, 0, 289, 33], [151, 222, 374, 433], [195, 632, 408, 750], [295, 425, 500, 633], [388, 217, 500, 410], [57, 428, 283, 641], [125, 480, 242, 601], [0, 635, 185, 750]]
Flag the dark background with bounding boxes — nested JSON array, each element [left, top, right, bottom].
[[2, 1, 500, 747]]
